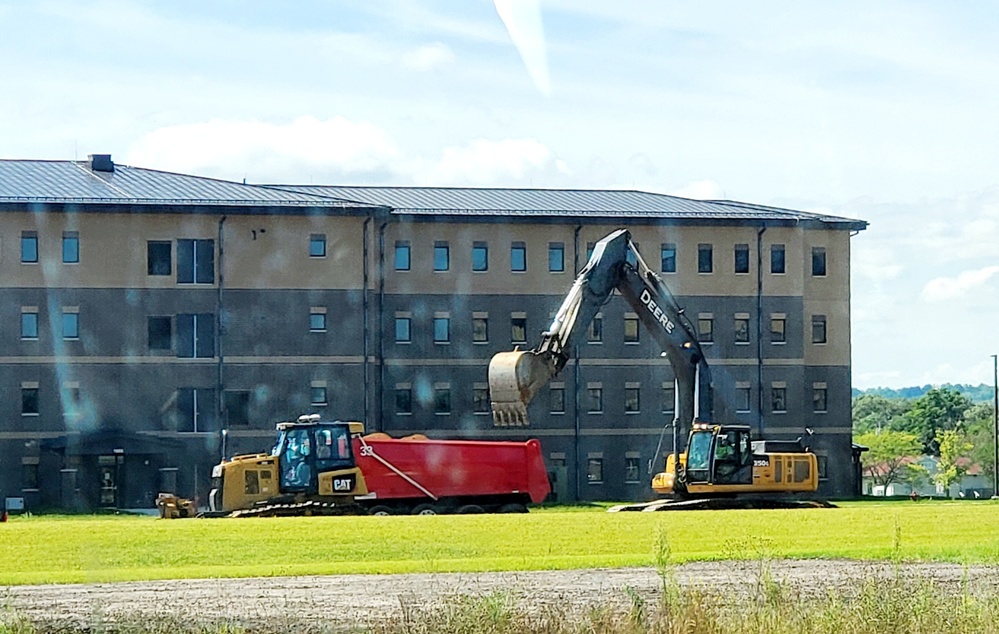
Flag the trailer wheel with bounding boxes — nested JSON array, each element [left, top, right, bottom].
[[367, 505, 394, 516], [411, 504, 439, 516], [457, 504, 485, 514], [498, 503, 528, 514]]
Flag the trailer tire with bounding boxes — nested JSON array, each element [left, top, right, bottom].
[[457, 504, 485, 514], [367, 505, 394, 516], [498, 503, 528, 514], [411, 504, 439, 516]]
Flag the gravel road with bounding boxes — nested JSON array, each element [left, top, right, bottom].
[[5, 560, 999, 631], [7, 560, 999, 628]]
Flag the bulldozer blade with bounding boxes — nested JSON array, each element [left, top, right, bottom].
[[488, 350, 541, 427]]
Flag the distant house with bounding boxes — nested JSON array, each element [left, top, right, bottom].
[[863, 455, 992, 498]]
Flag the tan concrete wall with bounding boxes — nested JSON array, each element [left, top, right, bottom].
[[0, 212, 367, 290]]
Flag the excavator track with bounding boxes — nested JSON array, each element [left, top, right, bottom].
[[608, 498, 836, 512]]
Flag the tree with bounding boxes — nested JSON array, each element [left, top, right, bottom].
[[855, 430, 924, 491], [964, 403, 997, 485], [898, 388, 972, 455], [852, 394, 910, 435], [933, 430, 974, 497]]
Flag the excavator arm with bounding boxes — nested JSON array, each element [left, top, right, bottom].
[[488, 229, 712, 437]]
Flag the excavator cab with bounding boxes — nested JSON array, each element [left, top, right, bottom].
[[686, 424, 753, 486]]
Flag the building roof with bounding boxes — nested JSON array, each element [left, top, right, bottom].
[[0, 159, 372, 208], [0, 158, 867, 229], [278, 185, 867, 230]]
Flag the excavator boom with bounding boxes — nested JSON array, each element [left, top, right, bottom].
[[488, 229, 711, 435]]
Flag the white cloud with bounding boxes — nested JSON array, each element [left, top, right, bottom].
[[401, 43, 455, 71], [920, 266, 999, 303], [668, 179, 725, 200], [126, 116, 400, 182], [412, 138, 561, 186]]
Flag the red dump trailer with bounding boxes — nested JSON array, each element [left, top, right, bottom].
[[352, 434, 550, 515]]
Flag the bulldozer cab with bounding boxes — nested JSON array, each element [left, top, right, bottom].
[[684, 424, 753, 487], [275, 421, 355, 493]]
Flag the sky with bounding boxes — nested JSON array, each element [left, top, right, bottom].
[[2, 0, 998, 390]]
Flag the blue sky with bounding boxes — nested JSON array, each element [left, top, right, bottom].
[[2, 1, 998, 388]]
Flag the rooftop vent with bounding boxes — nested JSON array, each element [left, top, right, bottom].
[[89, 154, 114, 173]]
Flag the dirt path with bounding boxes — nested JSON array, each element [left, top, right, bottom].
[[5, 560, 998, 631]]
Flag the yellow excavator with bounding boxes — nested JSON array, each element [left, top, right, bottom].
[[487, 229, 821, 510]]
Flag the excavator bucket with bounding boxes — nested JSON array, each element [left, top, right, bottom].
[[488, 350, 553, 426]]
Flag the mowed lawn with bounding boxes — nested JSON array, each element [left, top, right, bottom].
[[1, 500, 997, 585]]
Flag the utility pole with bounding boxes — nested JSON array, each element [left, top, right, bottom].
[[992, 355, 998, 499]]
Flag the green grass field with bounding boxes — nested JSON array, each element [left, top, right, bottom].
[[1, 500, 997, 586]]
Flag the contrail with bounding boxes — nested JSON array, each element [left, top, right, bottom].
[[494, 0, 551, 96]]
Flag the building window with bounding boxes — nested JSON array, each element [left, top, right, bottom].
[[21, 232, 38, 263], [813, 386, 828, 413], [771, 386, 787, 413], [624, 457, 640, 484], [433, 316, 450, 343], [394, 241, 411, 271], [310, 385, 328, 407], [625, 386, 640, 413], [550, 386, 565, 413], [147, 241, 172, 276], [587, 386, 603, 413], [310, 309, 327, 332], [62, 232, 80, 264], [662, 384, 676, 414], [394, 317, 411, 343], [434, 386, 451, 414], [734, 244, 749, 274], [511, 315, 527, 344], [63, 385, 81, 420], [472, 316, 488, 343], [736, 386, 751, 413], [587, 315, 603, 343], [395, 386, 412, 415], [511, 242, 527, 272], [22, 462, 39, 491], [177, 387, 218, 432], [22, 387, 39, 415], [812, 247, 827, 276], [734, 317, 750, 344], [661, 243, 677, 273], [770, 316, 786, 344], [549, 242, 565, 272], [177, 239, 215, 284], [434, 241, 450, 271], [224, 390, 251, 426], [309, 234, 327, 258], [473, 386, 490, 413], [624, 314, 639, 343], [472, 242, 489, 272], [697, 244, 713, 273], [817, 455, 829, 480], [771, 244, 786, 274], [697, 317, 714, 343], [21, 311, 38, 340], [62, 311, 79, 340], [587, 458, 603, 484], [812, 315, 827, 344], [176, 313, 215, 358], [147, 316, 172, 351]]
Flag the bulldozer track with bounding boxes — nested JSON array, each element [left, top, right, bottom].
[[224, 499, 361, 518]]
